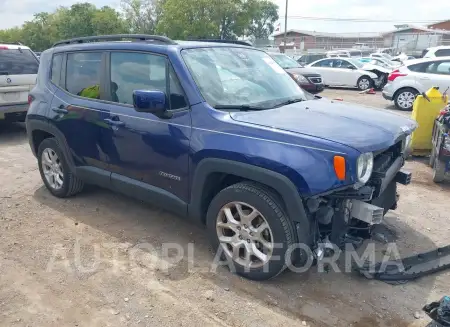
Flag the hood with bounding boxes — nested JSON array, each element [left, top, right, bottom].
[[361, 63, 392, 74], [230, 99, 417, 153], [285, 67, 321, 76]]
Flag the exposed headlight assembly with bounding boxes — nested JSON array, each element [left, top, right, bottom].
[[357, 152, 374, 184], [292, 73, 308, 83]]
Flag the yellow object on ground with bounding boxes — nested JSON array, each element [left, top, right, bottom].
[[410, 87, 448, 156]]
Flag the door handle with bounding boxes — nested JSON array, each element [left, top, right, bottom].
[[420, 77, 430, 80], [104, 118, 125, 127], [52, 107, 68, 114]]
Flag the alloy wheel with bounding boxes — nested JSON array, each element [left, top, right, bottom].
[[216, 201, 274, 269], [397, 91, 416, 109], [41, 148, 64, 190], [359, 78, 370, 90]]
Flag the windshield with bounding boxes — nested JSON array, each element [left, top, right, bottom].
[[347, 58, 364, 68], [270, 53, 301, 69], [0, 49, 39, 75], [182, 47, 306, 109]]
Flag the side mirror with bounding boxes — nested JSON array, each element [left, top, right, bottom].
[[133, 90, 166, 114], [347, 65, 356, 70]]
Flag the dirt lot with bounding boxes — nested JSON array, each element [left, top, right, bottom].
[[1, 89, 449, 327]]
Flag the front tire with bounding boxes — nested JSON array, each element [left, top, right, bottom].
[[37, 138, 84, 197], [206, 182, 295, 280], [394, 88, 418, 111], [357, 76, 372, 91]]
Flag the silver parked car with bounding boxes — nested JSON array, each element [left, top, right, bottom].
[[382, 56, 450, 110]]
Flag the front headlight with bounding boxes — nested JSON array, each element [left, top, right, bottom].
[[357, 152, 374, 184], [292, 73, 308, 83]]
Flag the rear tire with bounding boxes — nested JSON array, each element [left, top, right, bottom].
[[37, 138, 84, 197], [206, 182, 295, 280], [394, 88, 418, 111], [433, 159, 446, 183]]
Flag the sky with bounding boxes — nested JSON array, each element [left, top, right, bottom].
[[0, 0, 449, 34]]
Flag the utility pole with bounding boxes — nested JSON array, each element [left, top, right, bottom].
[[283, 0, 288, 53]]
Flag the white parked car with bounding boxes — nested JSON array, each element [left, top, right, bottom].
[[307, 57, 378, 90], [0, 43, 39, 123], [360, 57, 400, 69], [382, 56, 450, 110], [423, 46, 450, 58], [371, 53, 393, 60]]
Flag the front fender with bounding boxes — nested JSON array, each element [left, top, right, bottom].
[[188, 158, 312, 244]]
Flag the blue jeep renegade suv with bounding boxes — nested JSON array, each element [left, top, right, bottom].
[[26, 35, 416, 280]]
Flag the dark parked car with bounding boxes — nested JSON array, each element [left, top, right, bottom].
[[296, 53, 327, 65], [27, 34, 416, 281], [269, 52, 324, 94]]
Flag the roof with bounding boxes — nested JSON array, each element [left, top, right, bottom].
[[402, 56, 450, 65], [428, 19, 450, 27], [49, 40, 256, 56], [381, 25, 450, 35], [272, 29, 383, 38]]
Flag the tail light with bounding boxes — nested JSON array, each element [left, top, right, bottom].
[[0, 46, 8, 50], [388, 69, 407, 82], [28, 95, 34, 105]]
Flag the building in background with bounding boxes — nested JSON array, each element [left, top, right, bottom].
[[382, 24, 450, 56], [273, 21, 450, 56], [272, 29, 383, 53], [428, 20, 450, 31]]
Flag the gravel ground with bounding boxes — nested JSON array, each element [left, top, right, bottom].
[[0, 89, 449, 327]]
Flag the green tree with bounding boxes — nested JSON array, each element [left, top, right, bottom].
[[247, 0, 278, 39], [120, 0, 158, 34], [157, 0, 278, 40], [92, 6, 127, 35]]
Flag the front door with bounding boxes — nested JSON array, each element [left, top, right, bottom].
[[104, 51, 191, 203], [333, 59, 358, 87]]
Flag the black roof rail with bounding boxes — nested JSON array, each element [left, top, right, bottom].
[[52, 34, 176, 47], [187, 39, 252, 46]]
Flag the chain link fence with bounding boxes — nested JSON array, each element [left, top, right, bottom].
[[255, 31, 450, 57]]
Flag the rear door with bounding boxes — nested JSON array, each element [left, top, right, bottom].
[[410, 60, 450, 91], [423, 60, 450, 91], [0, 47, 39, 107], [48, 51, 114, 177], [332, 59, 358, 86]]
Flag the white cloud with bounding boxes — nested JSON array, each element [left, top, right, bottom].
[[0, 0, 120, 29], [272, 0, 450, 33], [0, 0, 448, 34]]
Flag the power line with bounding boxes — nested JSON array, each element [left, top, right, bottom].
[[284, 16, 445, 24]]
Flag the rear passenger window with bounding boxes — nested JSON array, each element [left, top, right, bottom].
[[66, 52, 102, 99], [110, 52, 187, 109], [51, 54, 63, 85], [408, 63, 426, 72]]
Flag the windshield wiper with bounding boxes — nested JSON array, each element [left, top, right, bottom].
[[273, 98, 304, 108], [0, 71, 9, 75], [213, 104, 267, 111]]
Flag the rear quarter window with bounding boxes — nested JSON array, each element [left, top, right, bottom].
[[407, 63, 426, 72], [0, 48, 39, 75]]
